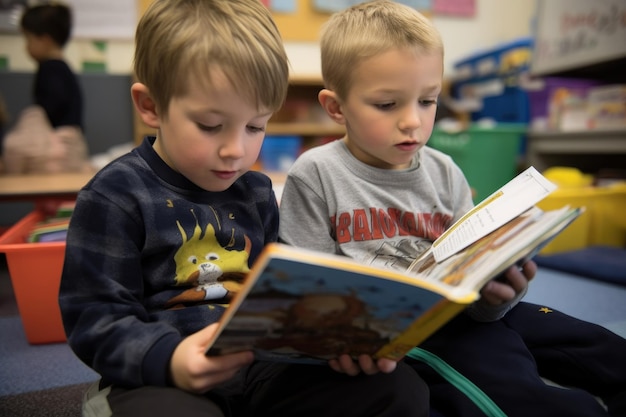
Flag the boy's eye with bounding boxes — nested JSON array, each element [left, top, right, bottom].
[[375, 102, 395, 111], [419, 99, 438, 107], [198, 123, 220, 132], [247, 125, 265, 133]]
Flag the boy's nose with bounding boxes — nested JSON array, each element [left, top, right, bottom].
[[219, 133, 246, 159], [399, 105, 422, 132]]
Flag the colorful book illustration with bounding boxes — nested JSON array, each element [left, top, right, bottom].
[[206, 167, 582, 364]]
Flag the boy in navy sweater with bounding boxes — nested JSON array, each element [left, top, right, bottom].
[[59, 1, 428, 416]]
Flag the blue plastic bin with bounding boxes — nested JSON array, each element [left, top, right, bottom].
[[260, 136, 302, 172]]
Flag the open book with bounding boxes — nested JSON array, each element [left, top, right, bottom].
[[206, 167, 583, 364]]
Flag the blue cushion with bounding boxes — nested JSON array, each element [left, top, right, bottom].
[[534, 246, 626, 286]]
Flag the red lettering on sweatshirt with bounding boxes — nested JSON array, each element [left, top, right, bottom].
[[332, 207, 450, 244]]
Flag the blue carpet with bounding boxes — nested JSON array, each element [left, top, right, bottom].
[[524, 266, 626, 338], [0, 317, 99, 396]]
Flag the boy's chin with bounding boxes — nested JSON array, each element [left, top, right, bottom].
[[194, 175, 241, 193]]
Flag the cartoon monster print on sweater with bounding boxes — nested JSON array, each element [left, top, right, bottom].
[[165, 209, 252, 309]]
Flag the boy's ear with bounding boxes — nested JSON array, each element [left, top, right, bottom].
[[131, 82, 160, 129], [318, 89, 345, 125]]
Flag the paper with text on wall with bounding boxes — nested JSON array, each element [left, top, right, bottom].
[[431, 166, 557, 263]]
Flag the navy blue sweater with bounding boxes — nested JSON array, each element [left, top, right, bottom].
[[59, 137, 279, 388]]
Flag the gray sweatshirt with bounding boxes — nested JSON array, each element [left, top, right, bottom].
[[279, 139, 523, 321]]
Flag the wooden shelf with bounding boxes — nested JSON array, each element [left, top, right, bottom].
[[267, 122, 343, 137], [530, 56, 626, 84], [0, 171, 96, 203], [267, 76, 341, 138], [527, 128, 626, 173], [287, 75, 323, 86]]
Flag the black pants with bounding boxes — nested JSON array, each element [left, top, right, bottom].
[[407, 302, 626, 417], [105, 359, 429, 417]]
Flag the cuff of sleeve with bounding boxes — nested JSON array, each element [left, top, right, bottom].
[[467, 289, 527, 322], [142, 333, 182, 387]]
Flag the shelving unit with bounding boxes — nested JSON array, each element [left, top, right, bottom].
[[526, 128, 626, 173], [526, 0, 626, 175], [266, 75, 344, 141]]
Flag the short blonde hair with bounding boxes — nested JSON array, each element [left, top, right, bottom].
[[320, 0, 443, 100], [134, 0, 289, 116]]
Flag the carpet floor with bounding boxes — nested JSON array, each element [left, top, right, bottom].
[[0, 383, 89, 417]]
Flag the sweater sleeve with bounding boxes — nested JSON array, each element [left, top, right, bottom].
[[465, 286, 527, 322], [59, 186, 182, 387]]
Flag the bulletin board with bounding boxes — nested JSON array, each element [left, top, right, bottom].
[[271, 0, 434, 41], [137, 0, 436, 42], [138, 0, 329, 41], [66, 0, 137, 39], [271, 0, 332, 41], [138, 0, 153, 18], [0, 0, 138, 38], [531, 0, 626, 76]]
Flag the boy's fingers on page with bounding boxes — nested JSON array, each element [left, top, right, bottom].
[[198, 323, 254, 363], [207, 350, 255, 373], [170, 324, 253, 393], [481, 280, 516, 305], [375, 358, 397, 374], [328, 358, 343, 373], [177, 351, 254, 394], [199, 322, 221, 347], [503, 265, 531, 293], [357, 354, 378, 375], [332, 354, 361, 376], [520, 259, 537, 281]]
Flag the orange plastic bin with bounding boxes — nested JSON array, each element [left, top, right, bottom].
[[0, 210, 67, 344]]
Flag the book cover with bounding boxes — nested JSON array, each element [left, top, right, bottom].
[[207, 244, 475, 363], [206, 167, 583, 364]]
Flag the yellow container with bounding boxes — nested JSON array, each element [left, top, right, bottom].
[[588, 183, 626, 247], [537, 183, 626, 255], [537, 187, 593, 254]]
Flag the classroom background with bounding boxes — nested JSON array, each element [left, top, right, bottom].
[[2, 0, 624, 248], [0, 1, 625, 415]]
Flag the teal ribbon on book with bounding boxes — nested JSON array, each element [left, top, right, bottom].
[[407, 347, 507, 417]]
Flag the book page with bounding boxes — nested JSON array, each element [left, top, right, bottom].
[[431, 166, 556, 262], [408, 206, 582, 291]]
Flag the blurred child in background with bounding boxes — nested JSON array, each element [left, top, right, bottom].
[[2, 3, 89, 174]]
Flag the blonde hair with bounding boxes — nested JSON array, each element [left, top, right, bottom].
[[134, 0, 289, 116], [320, 0, 443, 100]]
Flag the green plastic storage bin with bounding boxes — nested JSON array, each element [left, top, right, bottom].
[[428, 124, 526, 203]]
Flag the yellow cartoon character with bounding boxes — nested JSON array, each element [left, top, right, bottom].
[[165, 213, 251, 308]]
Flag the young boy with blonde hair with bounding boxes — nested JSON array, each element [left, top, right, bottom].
[[59, 1, 429, 416], [279, 1, 626, 416]]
